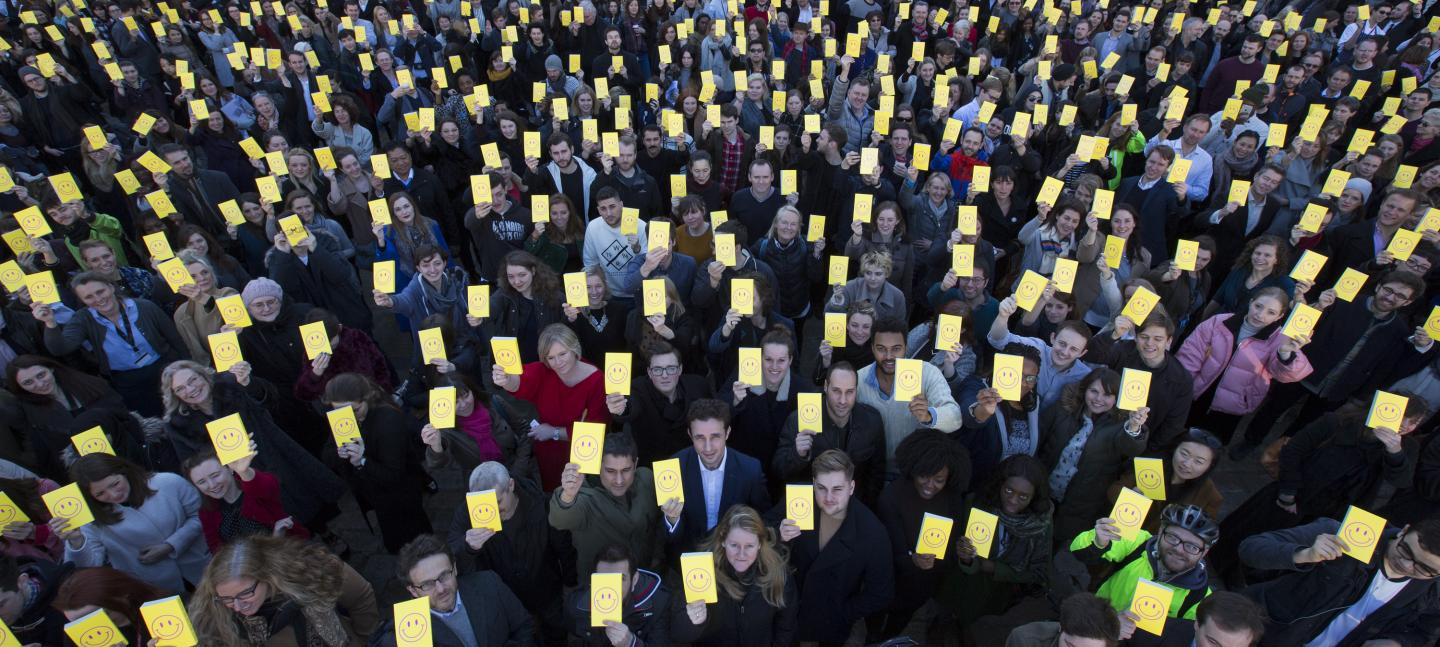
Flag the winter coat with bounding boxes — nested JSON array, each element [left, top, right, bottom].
[[65, 472, 209, 592], [1176, 314, 1314, 415], [669, 572, 798, 647], [548, 468, 665, 573], [1039, 407, 1148, 543]]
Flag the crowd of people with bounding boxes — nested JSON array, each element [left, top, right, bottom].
[[1, 0, 1440, 645]]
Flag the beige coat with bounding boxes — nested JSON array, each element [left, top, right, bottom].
[[173, 288, 239, 366]]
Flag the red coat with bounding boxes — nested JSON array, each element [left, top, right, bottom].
[[198, 470, 311, 552]]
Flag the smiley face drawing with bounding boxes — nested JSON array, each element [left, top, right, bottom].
[[740, 357, 761, 379], [1017, 280, 1039, 303], [430, 396, 453, 421], [304, 330, 328, 352], [51, 496, 82, 520], [149, 614, 186, 640], [825, 317, 844, 340], [1341, 521, 1378, 551], [495, 347, 518, 369], [0, 265, 22, 290], [213, 340, 240, 364], [422, 336, 444, 359], [1132, 593, 1166, 622], [573, 434, 599, 462], [219, 301, 245, 323], [798, 401, 821, 425], [937, 322, 961, 349], [213, 424, 247, 453], [16, 209, 45, 234], [473, 501, 496, 527], [644, 289, 664, 313], [27, 277, 56, 304], [967, 521, 992, 544], [1373, 400, 1404, 428], [605, 362, 628, 388], [396, 612, 429, 643], [593, 587, 621, 614], [995, 365, 1020, 391], [1123, 380, 1147, 405], [920, 527, 947, 550], [685, 566, 713, 594], [162, 264, 190, 286], [1290, 310, 1316, 333], [788, 496, 811, 522], [1115, 502, 1143, 527], [1137, 468, 1163, 491], [657, 470, 680, 495], [897, 367, 920, 393], [0, 502, 17, 524], [334, 418, 358, 441], [75, 625, 116, 647], [79, 436, 109, 455]]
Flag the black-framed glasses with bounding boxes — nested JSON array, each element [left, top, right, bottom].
[[214, 580, 261, 606], [648, 365, 682, 376], [413, 568, 457, 593], [1161, 530, 1204, 556], [1395, 532, 1440, 579]]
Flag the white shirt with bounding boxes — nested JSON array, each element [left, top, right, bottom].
[[699, 451, 728, 530], [1305, 568, 1409, 647]]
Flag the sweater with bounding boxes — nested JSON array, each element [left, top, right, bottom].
[[855, 361, 963, 468]]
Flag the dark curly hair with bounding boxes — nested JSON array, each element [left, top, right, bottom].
[[894, 429, 971, 492]]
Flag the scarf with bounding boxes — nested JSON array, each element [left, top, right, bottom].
[[1210, 145, 1259, 203], [239, 598, 348, 647], [487, 66, 513, 82], [420, 267, 466, 315]]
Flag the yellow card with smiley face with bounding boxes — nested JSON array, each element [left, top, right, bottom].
[[1338, 505, 1388, 563], [653, 458, 684, 505], [1366, 390, 1408, 430], [1281, 303, 1322, 340], [563, 271, 589, 308], [680, 552, 719, 603], [215, 294, 252, 328], [1052, 258, 1079, 294], [1334, 268, 1369, 302], [1299, 200, 1329, 232], [1120, 287, 1161, 324], [964, 507, 999, 559], [1014, 270, 1048, 312], [418, 327, 447, 365], [824, 313, 847, 348], [326, 406, 363, 447], [731, 278, 755, 316], [786, 484, 814, 531], [491, 337, 523, 375], [65, 608, 126, 647], [590, 573, 624, 626], [23, 271, 60, 305], [604, 353, 631, 396], [373, 259, 396, 294], [797, 392, 823, 434], [737, 347, 763, 386], [1174, 239, 1199, 272], [157, 257, 195, 292], [468, 284, 491, 319], [1109, 487, 1153, 540], [0, 261, 22, 293], [715, 232, 738, 267], [13, 206, 51, 237], [140, 595, 198, 647], [828, 255, 850, 285], [298, 321, 332, 360], [0, 492, 27, 527], [1118, 368, 1151, 411], [936, 314, 964, 352], [1289, 250, 1327, 283], [1133, 457, 1166, 501], [207, 331, 243, 372], [993, 353, 1024, 401], [1129, 578, 1173, 636], [143, 231, 174, 261], [893, 358, 924, 402], [392, 596, 432, 647], [466, 489, 502, 531], [42, 482, 94, 530], [429, 386, 456, 429], [206, 413, 252, 465], [571, 421, 606, 474], [914, 512, 954, 559], [1387, 228, 1423, 262], [642, 279, 666, 317]]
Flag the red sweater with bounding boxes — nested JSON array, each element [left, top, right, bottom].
[[198, 470, 311, 552]]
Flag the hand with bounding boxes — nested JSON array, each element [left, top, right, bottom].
[[491, 364, 515, 391], [29, 301, 55, 326], [1294, 533, 1350, 564], [972, 388, 1002, 420], [420, 423, 443, 451], [338, 440, 366, 467], [527, 423, 563, 441], [909, 393, 933, 425], [1126, 406, 1150, 432], [562, 303, 580, 322], [685, 600, 708, 626], [1316, 289, 1337, 309], [646, 315, 673, 338], [272, 517, 294, 535], [1280, 333, 1310, 354], [464, 527, 498, 551], [47, 516, 84, 547], [431, 358, 456, 374], [229, 361, 252, 387], [1093, 517, 1122, 549], [911, 552, 937, 570], [137, 543, 174, 565], [731, 379, 749, 405], [817, 339, 833, 365], [721, 308, 742, 337], [603, 620, 633, 647], [795, 430, 815, 458], [940, 269, 958, 290], [778, 518, 801, 542], [997, 295, 1018, 318], [1118, 611, 1138, 641], [559, 462, 583, 503], [311, 352, 332, 376], [1372, 426, 1405, 454], [1112, 314, 1135, 338], [661, 497, 683, 524], [954, 536, 977, 562], [0, 521, 35, 541], [1173, 182, 1188, 200]]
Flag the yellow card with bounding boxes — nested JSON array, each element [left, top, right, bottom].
[[993, 353, 1024, 401], [1118, 368, 1151, 411], [952, 244, 975, 277], [1281, 303, 1321, 340], [1229, 179, 1251, 205], [1388, 229, 1423, 261], [1093, 188, 1114, 219], [1267, 123, 1288, 148], [1299, 202, 1328, 233], [1, 230, 33, 255], [463, 489, 504, 532], [1014, 270, 1048, 311], [42, 482, 93, 531], [298, 321, 332, 359], [368, 198, 392, 225], [83, 125, 108, 151], [936, 314, 964, 352], [590, 573, 624, 626], [371, 154, 391, 179], [732, 277, 755, 315], [824, 312, 847, 348], [957, 205, 979, 235], [1168, 158, 1192, 183], [853, 193, 873, 223], [70, 426, 115, 457], [156, 257, 194, 292], [206, 413, 252, 465], [653, 458, 684, 505], [1338, 505, 1388, 563], [738, 347, 763, 385], [964, 507, 999, 559], [641, 279, 667, 317], [970, 165, 989, 192], [1133, 457, 1166, 500], [65, 608, 127, 647], [1052, 258, 1079, 294], [413, 327, 447, 365], [915, 512, 954, 558], [680, 552, 719, 603], [1428, 306, 1440, 342], [492, 337, 523, 374], [563, 271, 590, 308], [567, 421, 607, 476], [208, 331, 243, 372], [14, 206, 51, 237], [1366, 390, 1408, 430], [23, 271, 60, 305], [133, 111, 158, 136], [1038, 176, 1064, 206], [1121, 287, 1161, 323], [1130, 578, 1174, 636], [797, 392, 824, 434], [647, 219, 670, 254], [1109, 487, 1154, 540], [278, 214, 308, 246], [1394, 165, 1418, 189], [604, 353, 631, 396], [140, 595, 198, 647], [786, 484, 814, 530], [213, 294, 252, 328], [326, 406, 362, 447], [373, 259, 396, 293], [465, 284, 491, 319], [524, 131, 541, 159], [392, 596, 433, 647], [1323, 170, 1351, 196], [803, 215, 826, 242], [1290, 250, 1327, 282], [1334, 268, 1369, 302], [894, 358, 924, 402], [1419, 208, 1440, 233], [1173, 239, 1199, 272]]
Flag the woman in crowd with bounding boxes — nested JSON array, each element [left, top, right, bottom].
[[830, 251, 907, 323], [3, 355, 147, 479], [476, 250, 566, 365], [948, 454, 1053, 630], [1075, 205, 1151, 323], [491, 323, 609, 492], [1201, 234, 1294, 319], [50, 453, 208, 592], [178, 224, 252, 290], [371, 191, 450, 288], [52, 566, 167, 646], [183, 448, 310, 553], [672, 505, 798, 645], [171, 250, 240, 366], [815, 299, 878, 384], [279, 148, 334, 211], [292, 308, 394, 403], [1108, 428, 1226, 534], [563, 266, 630, 363], [754, 205, 825, 328], [312, 94, 375, 164], [191, 535, 380, 645], [725, 327, 808, 470], [1178, 287, 1314, 441], [525, 194, 586, 273]]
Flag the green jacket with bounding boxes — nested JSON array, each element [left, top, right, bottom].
[[61, 213, 130, 267], [548, 467, 663, 573], [1069, 528, 1211, 619]]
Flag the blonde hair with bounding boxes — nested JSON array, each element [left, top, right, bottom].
[[191, 536, 348, 646], [860, 249, 893, 274], [699, 506, 790, 608], [159, 360, 215, 419], [537, 322, 583, 361], [766, 205, 803, 240]]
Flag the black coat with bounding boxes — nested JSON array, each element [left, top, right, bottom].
[[267, 244, 373, 330], [1114, 175, 1185, 264], [1086, 332, 1194, 451], [772, 403, 888, 505], [447, 478, 569, 615], [166, 170, 242, 240], [669, 573, 798, 647], [342, 405, 429, 512], [764, 499, 895, 644], [372, 571, 536, 647], [1205, 199, 1282, 273]]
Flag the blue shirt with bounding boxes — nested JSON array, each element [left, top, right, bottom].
[[1145, 137, 1213, 203], [90, 300, 158, 370], [988, 331, 1093, 410]]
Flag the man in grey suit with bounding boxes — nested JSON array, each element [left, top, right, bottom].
[[1091, 9, 1138, 74]]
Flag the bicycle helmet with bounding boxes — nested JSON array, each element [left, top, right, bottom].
[[1160, 504, 1220, 545]]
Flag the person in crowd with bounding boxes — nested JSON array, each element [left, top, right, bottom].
[[662, 398, 771, 552], [565, 542, 672, 647], [381, 533, 536, 646], [3, 355, 148, 479], [950, 454, 1054, 633], [1108, 429, 1226, 535], [607, 341, 714, 466], [957, 343, 1043, 479], [1069, 504, 1218, 624], [860, 317, 963, 470], [1086, 311, 1194, 451], [190, 534, 380, 644], [549, 431, 664, 574], [0, 473, 61, 560], [774, 362, 888, 504], [1005, 592, 1119, 647], [671, 505, 798, 646], [183, 449, 310, 553], [988, 298, 1094, 410], [51, 566, 167, 647]]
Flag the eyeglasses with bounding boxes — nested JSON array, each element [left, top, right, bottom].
[[648, 365, 682, 376], [413, 568, 457, 593], [214, 580, 262, 606], [1395, 532, 1440, 579], [1161, 530, 1205, 556], [1021, 375, 1039, 384], [1378, 285, 1414, 300]]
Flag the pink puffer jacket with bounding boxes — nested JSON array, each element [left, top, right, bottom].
[[1176, 313, 1314, 415]]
